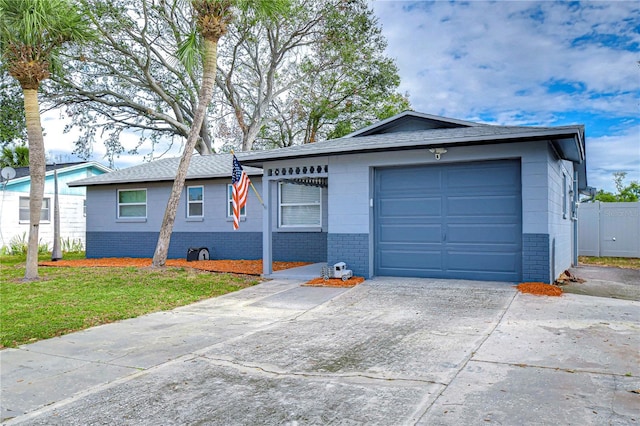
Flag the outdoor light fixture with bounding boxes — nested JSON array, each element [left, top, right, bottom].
[[429, 147, 447, 160]]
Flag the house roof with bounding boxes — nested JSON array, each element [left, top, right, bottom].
[[239, 111, 587, 189], [68, 153, 262, 187], [67, 112, 587, 190], [1, 161, 112, 186], [240, 123, 585, 164]]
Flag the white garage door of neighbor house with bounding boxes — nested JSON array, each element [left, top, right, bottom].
[[374, 160, 522, 282]]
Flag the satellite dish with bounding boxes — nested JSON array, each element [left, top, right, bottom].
[[1, 167, 16, 181]]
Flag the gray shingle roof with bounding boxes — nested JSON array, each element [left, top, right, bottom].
[[239, 124, 585, 165], [68, 153, 261, 187]]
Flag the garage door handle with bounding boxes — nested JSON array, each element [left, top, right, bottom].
[[443, 232, 446, 241]]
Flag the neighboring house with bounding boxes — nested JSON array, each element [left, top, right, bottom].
[[71, 111, 587, 284], [0, 162, 111, 250]]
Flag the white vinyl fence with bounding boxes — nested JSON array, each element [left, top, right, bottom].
[[578, 202, 640, 258]]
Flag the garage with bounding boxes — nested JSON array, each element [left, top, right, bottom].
[[374, 160, 522, 281]]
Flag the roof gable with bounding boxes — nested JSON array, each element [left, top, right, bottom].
[[344, 111, 482, 137]]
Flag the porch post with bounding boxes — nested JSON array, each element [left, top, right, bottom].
[[262, 179, 273, 276]]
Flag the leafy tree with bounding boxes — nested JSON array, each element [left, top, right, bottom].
[[0, 0, 93, 280], [220, 0, 410, 150], [258, 0, 409, 148], [0, 143, 29, 168], [595, 172, 640, 202], [0, 70, 26, 146], [47, 0, 407, 161], [49, 0, 216, 166], [151, 0, 289, 267]]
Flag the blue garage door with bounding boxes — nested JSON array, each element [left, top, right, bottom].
[[374, 160, 522, 281]]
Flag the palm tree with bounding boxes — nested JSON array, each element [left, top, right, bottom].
[[152, 0, 288, 267], [0, 144, 29, 168], [0, 0, 93, 280]]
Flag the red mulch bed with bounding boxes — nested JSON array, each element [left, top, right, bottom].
[[515, 282, 563, 296], [39, 258, 310, 275], [303, 276, 365, 288]]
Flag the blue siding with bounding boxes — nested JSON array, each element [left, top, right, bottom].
[[522, 233, 551, 283], [327, 233, 370, 278], [374, 160, 522, 282]]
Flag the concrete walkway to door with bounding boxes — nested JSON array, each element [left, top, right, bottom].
[[1, 277, 639, 425]]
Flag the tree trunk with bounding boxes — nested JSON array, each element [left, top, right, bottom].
[[23, 89, 46, 280], [152, 38, 219, 267]]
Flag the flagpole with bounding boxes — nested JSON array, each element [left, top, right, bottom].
[[232, 150, 265, 209]]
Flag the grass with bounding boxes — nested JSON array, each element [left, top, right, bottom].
[[0, 253, 259, 348], [579, 256, 640, 269]]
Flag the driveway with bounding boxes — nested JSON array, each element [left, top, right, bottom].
[[1, 277, 639, 425]]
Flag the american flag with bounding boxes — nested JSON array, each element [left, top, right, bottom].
[[231, 154, 249, 230]]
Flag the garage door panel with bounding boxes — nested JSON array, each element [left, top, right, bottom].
[[378, 250, 442, 271], [446, 251, 520, 274], [377, 168, 442, 193], [447, 195, 520, 216], [379, 224, 441, 243], [374, 160, 522, 281], [447, 224, 520, 244], [379, 197, 442, 218], [447, 165, 520, 191]]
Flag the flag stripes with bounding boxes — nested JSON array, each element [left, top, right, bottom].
[[231, 154, 249, 230]]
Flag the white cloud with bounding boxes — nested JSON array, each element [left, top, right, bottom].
[[372, 0, 640, 192], [586, 127, 640, 192]]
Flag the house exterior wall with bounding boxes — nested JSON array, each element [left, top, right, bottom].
[[0, 165, 108, 252], [545, 148, 576, 282], [0, 190, 86, 250], [85, 176, 327, 262], [318, 141, 576, 282]]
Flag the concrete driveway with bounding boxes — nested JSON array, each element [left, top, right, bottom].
[[1, 277, 639, 425]]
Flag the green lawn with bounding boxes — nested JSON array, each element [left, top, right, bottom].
[[0, 253, 259, 348], [579, 256, 640, 269]]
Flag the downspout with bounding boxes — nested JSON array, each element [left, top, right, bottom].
[[572, 170, 579, 266]]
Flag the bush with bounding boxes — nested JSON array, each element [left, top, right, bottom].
[[61, 237, 84, 253], [3, 233, 50, 255]]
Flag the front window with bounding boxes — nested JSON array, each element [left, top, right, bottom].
[[118, 189, 147, 218], [279, 182, 321, 227], [227, 184, 246, 218], [19, 197, 50, 222], [187, 186, 204, 218]]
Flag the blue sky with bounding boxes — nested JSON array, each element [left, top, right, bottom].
[[44, 0, 639, 194], [371, 0, 639, 193]]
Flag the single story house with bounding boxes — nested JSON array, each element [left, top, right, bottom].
[[70, 111, 587, 283], [0, 161, 111, 251]]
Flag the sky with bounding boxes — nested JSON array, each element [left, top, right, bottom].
[[43, 0, 639, 194]]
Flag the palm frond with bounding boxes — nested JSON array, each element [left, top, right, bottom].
[[176, 29, 203, 71]]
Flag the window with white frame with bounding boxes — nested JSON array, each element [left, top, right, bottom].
[[117, 189, 147, 218], [187, 185, 204, 218], [19, 197, 50, 222], [227, 184, 246, 218], [279, 182, 321, 227]]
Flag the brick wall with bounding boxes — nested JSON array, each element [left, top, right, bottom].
[[87, 231, 327, 263], [86, 231, 262, 259], [327, 233, 369, 278], [273, 232, 327, 262], [522, 233, 550, 283]]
